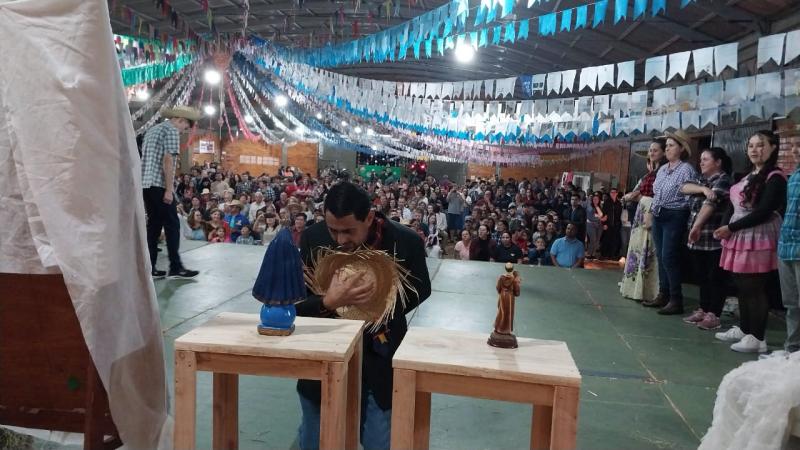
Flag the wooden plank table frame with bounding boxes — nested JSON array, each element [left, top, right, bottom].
[[173, 313, 365, 450], [390, 327, 581, 450]]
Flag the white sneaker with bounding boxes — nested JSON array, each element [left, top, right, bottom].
[[759, 350, 788, 360], [730, 335, 767, 353], [715, 326, 745, 343]]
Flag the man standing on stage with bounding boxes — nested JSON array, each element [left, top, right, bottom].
[[296, 182, 431, 450], [141, 106, 200, 279]]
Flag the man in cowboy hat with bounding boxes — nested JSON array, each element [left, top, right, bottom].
[[295, 181, 431, 450], [223, 199, 249, 242], [141, 105, 202, 279]]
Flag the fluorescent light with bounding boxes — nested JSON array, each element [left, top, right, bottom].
[[354, 126, 362, 134], [203, 104, 216, 116], [204, 69, 221, 85], [244, 114, 254, 124], [454, 42, 475, 63], [341, 120, 348, 127], [275, 95, 288, 107]]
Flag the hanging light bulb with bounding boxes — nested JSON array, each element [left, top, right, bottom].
[[341, 120, 348, 127], [315, 112, 323, 120], [354, 126, 362, 134], [204, 69, 221, 85], [275, 95, 288, 107], [135, 89, 150, 101], [244, 114, 254, 124], [203, 104, 216, 116], [454, 42, 475, 63]]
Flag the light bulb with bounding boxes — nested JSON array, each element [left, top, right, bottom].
[[315, 112, 323, 120], [275, 95, 288, 107], [454, 42, 475, 63], [203, 104, 216, 116], [244, 114, 254, 124], [135, 89, 150, 101], [341, 120, 348, 127], [204, 69, 221, 85], [354, 126, 362, 134]]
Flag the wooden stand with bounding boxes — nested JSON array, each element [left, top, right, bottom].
[[173, 312, 365, 450], [390, 327, 581, 450], [0, 273, 121, 449]]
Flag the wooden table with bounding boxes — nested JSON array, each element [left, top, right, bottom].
[[173, 313, 365, 450], [390, 327, 582, 450]]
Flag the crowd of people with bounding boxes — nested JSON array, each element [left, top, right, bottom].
[[158, 126, 799, 358]]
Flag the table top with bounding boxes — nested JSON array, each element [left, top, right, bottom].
[[393, 327, 581, 387], [174, 313, 365, 362]]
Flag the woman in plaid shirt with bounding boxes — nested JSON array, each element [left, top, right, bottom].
[[777, 127, 800, 357]]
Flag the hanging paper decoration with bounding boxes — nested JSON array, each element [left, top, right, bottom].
[[501, 0, 514, 18], [786, 30, 800, 64], [617, 60, 635, 87], [757, 33, 786, 67], [644, 55, 667, 83], [575, 5, 588, 29], [503, 22, 516, 43], [592, 0, 608, 28], [561, 69, 577, 93], [546, 72, 561, 95], [517, 19, 530, 40], [560, 8, 572, 32], [633, 0, 647, 19], [539, 13, 557, 36], [597, 64, 615, 89], [614, 0, 628, 24], [651, 0, 665, 15], [479, 28, 488, 47], [492, 25, 502, 44], [668, 51, 691, 80], [714, 42, 738, 75], [680, 0, 695, 7], [692, 46, 714, 77]]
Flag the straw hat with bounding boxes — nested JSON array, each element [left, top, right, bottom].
[[305, 248, 416, 332], [660, 130, 693, 156], [201, 188, 211, 195], [228, 200, 243, 209], [163, 105, 202, 121]]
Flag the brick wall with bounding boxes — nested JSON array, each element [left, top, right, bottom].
[[777, 119, 799, 173], [466, 164, 495, 179], [222, 139, 282, 176], [287, 142, 319, 176]]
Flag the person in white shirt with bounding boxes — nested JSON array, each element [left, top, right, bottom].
[[398, 197, 413, 221], [249, 191, 267, 223]]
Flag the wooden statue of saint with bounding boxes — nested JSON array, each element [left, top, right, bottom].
[[488, 262, 522, 349]]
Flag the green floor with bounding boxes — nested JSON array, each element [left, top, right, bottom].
[[155, 241, 784, 450]]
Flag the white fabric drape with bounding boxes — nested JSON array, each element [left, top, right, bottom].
[[0, 1, 171, 449]]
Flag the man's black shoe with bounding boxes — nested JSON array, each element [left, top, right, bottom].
[[168, 268, 199, 279], [151, 269, 167, 279]]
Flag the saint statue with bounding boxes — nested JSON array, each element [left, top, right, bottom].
[[488, 263, 522, 349]]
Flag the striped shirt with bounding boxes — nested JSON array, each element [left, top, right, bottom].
[[685, 172, 732, 251], [652, 161, 697, 216], [141, 121, 180, 189], [779, 169, 800, 261]]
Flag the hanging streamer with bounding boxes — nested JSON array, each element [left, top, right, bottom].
[[575, 5, 588, 29], [539, 12, 557, 36], [614, 0, 628, 24], [503, 22, 515, 43], [593, 0, 608, 28], [651, 0, 665, 15], [517, 19, 529, 40], [633, 0, 647, 19], [560, 8, 572, 32]]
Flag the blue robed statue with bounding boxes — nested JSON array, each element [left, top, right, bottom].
[[252, 228, 306, 336]]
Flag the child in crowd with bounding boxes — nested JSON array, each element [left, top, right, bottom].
[[209, 227, 227, 243], [528, 237, 552, 266], [236, 225, 255, 245]]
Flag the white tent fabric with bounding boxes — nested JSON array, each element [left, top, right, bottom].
[[0, 1, 171, 449]]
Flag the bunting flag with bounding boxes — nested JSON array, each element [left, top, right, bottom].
[[539, 13, 557, 36], [633, 0, 647, 19], [575, 5, 588, 29], [614, 0, 628, 24], [652, 0, 666, 15], [593, 0, 608, 28], [517, 19, 529, 40], [560, 8, 572, 32], [503, 22, 515, 43]]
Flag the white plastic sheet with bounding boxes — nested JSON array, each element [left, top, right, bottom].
[[0, 1, 171, 448]]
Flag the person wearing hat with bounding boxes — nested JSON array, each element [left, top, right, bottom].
[[141, 105, 201, 279], [223, 199, 249, 242], [295, 182, 431, 450], [643, 130, 698, 315]]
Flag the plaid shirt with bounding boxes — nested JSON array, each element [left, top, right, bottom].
[[141, 121, 179, 189], [686, 172, 732, 251], [779, 169, 800, 261], [652, 161, 697, 216]]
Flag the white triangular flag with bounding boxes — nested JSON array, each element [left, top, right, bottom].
[[561, 70, 577, 94], [668, 51, 691, 81], [757, 33, 785, 68], [714, 43, 738, 75], [617, 60, 634, 88], [692, 46, 714, 78], [755, 72, 781, 99], [597, 64, 615, 89], [546, 72, 561, 95], [485, 79, 496, 98], [644, 55, 667, 83], [579, 66, 598, 92], [700, 108, 718, 128], [786, 30, 800, 64]]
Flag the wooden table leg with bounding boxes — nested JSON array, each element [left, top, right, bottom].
[[549, 386, 579, 450], [174, 350, 197, 450], [413, 391, 431, 450], [213, 372, 239, 450], [345, 338, 362, 450], [390, 368, 416, 450], [320, 361, 347, 450], [531, 404, 553, 450]]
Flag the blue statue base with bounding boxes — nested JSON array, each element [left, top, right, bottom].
[[257, 303, 296, 336]]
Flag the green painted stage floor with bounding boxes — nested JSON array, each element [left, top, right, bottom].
[[154, 241, 784, 450]]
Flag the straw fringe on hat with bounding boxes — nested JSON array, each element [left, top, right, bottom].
[[305, 248, 416, 332], [163, 105, 202, 121], [659, 130, 693, 156]]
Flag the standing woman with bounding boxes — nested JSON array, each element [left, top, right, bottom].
[[714, 131, 787, 353], [643, 130, 697, 315], [620, 139, 667, 302], [586, 193, 604, 259], [680, 148, 733, 330]]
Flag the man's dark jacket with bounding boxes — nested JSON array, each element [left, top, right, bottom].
[[296, 215, 432, 410]]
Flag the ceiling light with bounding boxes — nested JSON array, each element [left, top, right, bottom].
[[341, 120, 348, 127], [135, 89, 150, 101], [275, 95, 288, 107], [454, 42, 475, 63], [204, 69, 221, 85], [244, 114, 254, 124], [367, 128, 375, 136], [203, 104, 216, 116], [354, 126, 362, 134], [315, 112, 323, 120]]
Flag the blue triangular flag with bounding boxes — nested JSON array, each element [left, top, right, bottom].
[[437, 37, 444, 55], [504, 22, 515, 43], [575, 5, 588, 29], [479, 28, 488, 47], [413, 39, 422, 58], [492, 25, 502, 44], [486, 1, 497, 23], [469, 30, 478, 47], [614, 0, 628, 24], [680, 0, 695, 7], [651, 0, 665, 15], [539, 12, 557, 36], [560, 8, 572, 32], [473, 4, 486, 27], [517, 19, 530, 40], [593, 0, 608, 28], [501, 0, 514, 18], [425, 38, 433, 57], [633, 0, 647, 18]]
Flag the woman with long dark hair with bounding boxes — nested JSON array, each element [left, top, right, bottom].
[[714, 131, 787, 353], [680, 147, 733, 330], [586, 193, 604, 259], [621, 139, 667, 302]]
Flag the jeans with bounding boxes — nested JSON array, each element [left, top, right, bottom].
[[778, 259, 800, 352], [298, 391, 391, 450], [691, 249, 728, 316], [143, 187, 183, 272], [652, 208, 690, 302]]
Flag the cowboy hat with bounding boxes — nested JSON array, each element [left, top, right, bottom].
[[228, 200, 243, 208], [201, 188, 212, 195], [659, 130, 693, 156], [162, 105, 202, 121]]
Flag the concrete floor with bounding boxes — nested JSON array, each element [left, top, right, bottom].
[[154, 241, 784, 450]]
